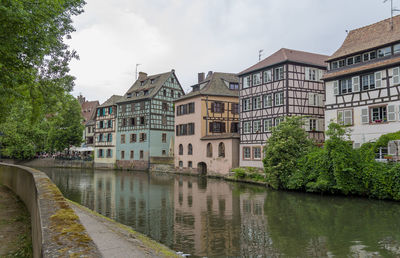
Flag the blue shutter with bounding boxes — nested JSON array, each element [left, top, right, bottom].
[[110, 134, 113, 142], [110, 149, 113, 158], [109, 107, 112, 114], [97, 109, 100, 117]]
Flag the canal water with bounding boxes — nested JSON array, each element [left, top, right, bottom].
[[41, 167, 400, 257]]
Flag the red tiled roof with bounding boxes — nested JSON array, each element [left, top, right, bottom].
[[327, 15, 400, 61], [238, 48, 328, 75], [80, 100, 99, 125]]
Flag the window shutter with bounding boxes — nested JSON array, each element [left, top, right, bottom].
[[375, 71, 382, 88], [318, 94, 324, 107], [361, 108, 369, 124], [393, 67, 400, 85], [304, 118, 310, 131], [110, 149, 113, 158], [352, 76, 360, 92], [97, 109, 100, 117], [318, 70, 323, 81], [333, 81, 339, 95], [308, 93, 315, 106], [305, 67, 310, 80], [344, 110, 353, 125], [317, 119, 324, 132], [337, 110, 344, 124], [110, 134, 113, 142], [388, 105, 396, 121]]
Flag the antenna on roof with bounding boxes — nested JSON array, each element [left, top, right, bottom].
[[258, 49, 264, 61], [384, 0, 400, 30], [135, 64, 141, 80]]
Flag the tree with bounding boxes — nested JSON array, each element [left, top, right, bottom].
[[0, 0, 85, 123], [263, 116, 313, 189], [47, 94, 84, 152]]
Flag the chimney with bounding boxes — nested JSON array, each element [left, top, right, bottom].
[[198, 72, 205, 83], [138, 72, 147, 81], [206, 71, 213, 79]]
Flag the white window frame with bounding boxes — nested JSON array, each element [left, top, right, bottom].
[[263, 94, 273, 108], [243, 147, 251, 160], [375, 71, 383, 88], [274, 92, 284, 106], [392, 67, 399, 85], [252, 147, 262, 160], [264, 119, 273, 132], [243, 76, 250, 89], [243, 121, 251, 134], [338, 109, 353, 125], [274, 66, 284, 81], [253, 120, 262, 133], [264, 70, 272, 83], [388, 105, 396, 121], [252, 73, 261, 86], [253, 96, 262, 110], [243, 98, 251, 111], [275, 117, 284, 126]]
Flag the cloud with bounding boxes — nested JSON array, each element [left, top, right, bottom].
[[69, 0, 391, 103]]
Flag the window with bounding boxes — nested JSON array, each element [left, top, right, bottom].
[[162, 150, 166, 156], [309, 119, 317, 131], [107, 133, 112, 142], [140, 102, 145, 110], [243, 76, 250, 88], [212, 102, 224, 113], [309, 93, 323, 106], [370, 106, 387, 123], [264, 94, 272, 108], [229, 83, 239, 90], [264, 70, 272, 83], [188, 161, 192, 168], [108, 120, 112, 128], [362, 74, 375, 90], [363, 51, 376, 61], [354, 55, 361, 63], [253, 120, 262, 133], [218, 142, 225, 158], [140, 81, 145, 86], [130, 134, 136, 143], [243, 121, 251, 133], [162, 115, 167, 126], [274, 66, 284, 80], [140, 150, 144, 159], [122, 118, 126, 127], [188, 144, 193, 155], [179, 144, 183, 155], [207, 143, 213, 157], [231, 103, 239, 114], [107, 149, 112, 158], [338, 109, 353, 125], [305, 67, 319, 81], [243, 98, 251, 111], [99, 120, 104, 129], [209, 122, 226, 133], [275, 117, 284, 126], [378, 46, 391, 58], [230, 122, 239, 133], [253, 147, 261, 160], [274, 92, 284, 106], [121, 134, 125, 144], [121, 151, 125, 160], [243, 147, 251, 159], [394, 43, 400, 54], [171, 90, 174, 98], [346, 57, 354, 66], [340, 78, 352, 94], [252, 73, 261, 86], [129, 118, 135, 126], [163, 89, 167, 96], [162, 102, 168, 111], [140, 116, 145, 125], [264, 119, 273, 132], [179, 161, 183, 167], [393, 67, 400, 85], [188, 123, 195, 135], [253, 96, 262, 110], [331, 61, 338, 69], [150, 79, 154, 84], [139, 133, 147, 142], [130, 150, 134, 159], [162, 133, 167, 143], [188, 103, 195, 113], [338, 59, 345, 67], [98, 149, 103, 158]]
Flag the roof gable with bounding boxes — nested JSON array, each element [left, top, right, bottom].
[[328, 15, 400, 61], [98, 95, 122, 107]]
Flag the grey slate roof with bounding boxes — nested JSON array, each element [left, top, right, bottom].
[[117, 70, 176, 104], [98, 95, 123, 108], [177, 72, 239, 102]]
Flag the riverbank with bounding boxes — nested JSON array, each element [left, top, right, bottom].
[[0, 185, 32, 257], [68, 200, 180, 258]]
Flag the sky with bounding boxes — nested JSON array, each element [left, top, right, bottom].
[[68, 0, 395, 103]]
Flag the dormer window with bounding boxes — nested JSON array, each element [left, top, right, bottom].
[[354, 55, 361, 63], [229, 83, 239, 90], [394, 43, 400, 54], [363, 51, 376, 62], [127, 93, 132, 98], [140, 81, 145, 86], [144, 90, 149, 95], [378, 46, 391, 58], [150, 79, 154, 84]]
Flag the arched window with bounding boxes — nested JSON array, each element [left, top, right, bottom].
[[179, 144, 183, 155], [179, 161, 183, 167], [218, 142, 225, 157], [188, 144, 193, 155], [206, 143, 212, 157]]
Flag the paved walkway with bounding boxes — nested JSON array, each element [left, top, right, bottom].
[[69, 202, 178, 258], [0, 185, 31, 257]]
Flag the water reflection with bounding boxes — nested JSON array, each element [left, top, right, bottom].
[[41, 168, 400, 257]]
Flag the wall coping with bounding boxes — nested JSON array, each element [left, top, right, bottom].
[[0, 163, 101, 258]]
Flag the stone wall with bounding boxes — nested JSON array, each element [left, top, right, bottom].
[[0, 163, 101, 258]]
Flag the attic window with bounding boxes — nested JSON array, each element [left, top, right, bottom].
[[136, 92, 139, 96], [150, 79, 155, 84], [140, 81, 145, 86], [229, 83, 239, 90], [127, 93, 132, 98], [171, 78, 175, 83], [144, 90, 149, 95]]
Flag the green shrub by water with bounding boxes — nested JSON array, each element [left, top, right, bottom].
[[263, 117, 400, 201]]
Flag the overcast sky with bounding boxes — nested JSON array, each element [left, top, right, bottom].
[[68, 0, 394, 103]]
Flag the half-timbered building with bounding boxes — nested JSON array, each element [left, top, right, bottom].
[[116, 70, 184, 170], [94, 95, 122, 168], [238, 48, 328, 168], [324, 15, 400, 148], [174, 72, 240, 175]]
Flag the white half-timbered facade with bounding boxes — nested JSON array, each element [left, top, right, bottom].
[[238, 48, 328, 168], [324, 15, 400, 148]]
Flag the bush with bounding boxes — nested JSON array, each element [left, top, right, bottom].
[[232, 168, 246, 179]]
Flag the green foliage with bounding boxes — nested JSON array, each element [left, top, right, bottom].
[[232, 167, 265, 181], [264, 119, 400, 200], [263, 116, 313, 189], [232, 168, 246, 179], [374, 131, 400, 150]]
